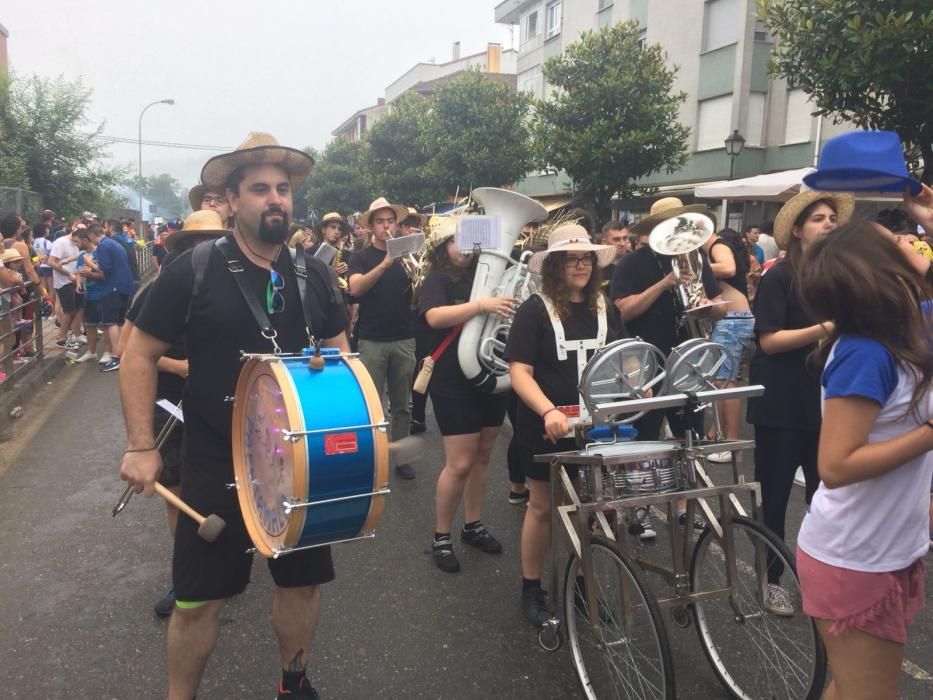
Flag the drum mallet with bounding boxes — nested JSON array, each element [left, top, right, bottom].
[[153, 483, 226, 542]]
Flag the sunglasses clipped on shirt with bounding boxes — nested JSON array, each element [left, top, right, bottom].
[[266, 268, 285, 314]]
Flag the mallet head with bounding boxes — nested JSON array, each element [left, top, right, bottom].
[[197, 514, 226, 542]]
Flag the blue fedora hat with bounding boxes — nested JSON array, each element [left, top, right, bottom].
[[803, 130, 922, 195]]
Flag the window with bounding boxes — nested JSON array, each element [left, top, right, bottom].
[[784, 89, 814, 144], [522, 10, 539, 45], [598, 0, 613, 10], [546, 1, 562, 38], [744, 93, 765, 147], [518, 66, 543, 96], [753, 19, 770, 42], [696, 95, 733, 151], [702, 0, 739, 52]]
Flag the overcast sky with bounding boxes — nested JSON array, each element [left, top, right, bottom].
[[3, 1, 513, 188]]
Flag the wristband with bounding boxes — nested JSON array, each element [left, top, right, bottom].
[[541, 407, 560, 420], [124, 447, 157, 454]]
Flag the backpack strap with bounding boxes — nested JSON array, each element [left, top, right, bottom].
[[185, 237, 217, 326]]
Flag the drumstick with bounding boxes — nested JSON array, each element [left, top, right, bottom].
[[153, 483, 226, 542]]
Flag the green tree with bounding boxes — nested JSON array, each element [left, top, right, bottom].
[[427, 70, 534, 196], [4, 73, 123, 217], [0, 74, 29, 188], [760, 0, 933, 183], [303, 139, 375, 217], [127, 173, 185, 218], [365, 92, 442, 206], [533, 21, 689, 225]]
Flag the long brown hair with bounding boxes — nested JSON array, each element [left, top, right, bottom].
[[785, 198, 838, 273], [798, 219, 933, 413], [541, 251, 603, 320]]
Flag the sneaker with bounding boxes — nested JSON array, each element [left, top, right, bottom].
[[276, 675, 320, 699], [74, 351, 97, 363], [75, 334, 88, 345], [461, 525, 503, 554], [636, 507, 656, 540], [65, 349, 80, 360], [706, 451, 733, 463], [98, 351, 112, 365], [432, 537, 460, 573], [765, 584, 795, 617], [678, 511, 706, 531], [409, 419, 426, 435], [508, 489, 530, 505], [394, 463, 415, 480], [55, 339, 72, 350], [154, 588, 175, 618], [100, 358, 121, 372], [521, 586, 551, 627]]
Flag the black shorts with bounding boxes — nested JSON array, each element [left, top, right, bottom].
[[154, 409, 183, 488], [518, 437, 579, 482], [430, 390, 508, 436], [85, 292, 128, 326], [173, 508, 335, 602], [38, 267, 53, 278], [56, 283, 84, 313]]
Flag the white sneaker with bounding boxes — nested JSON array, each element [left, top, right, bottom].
[[765, 584, 794, 617], [706, 451, 733, 463], [98, 352, 112, 365], [75, 334, 88, 345], [74, 351, 97, 363]]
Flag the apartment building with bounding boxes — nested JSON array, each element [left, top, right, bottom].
[[495, 0, 849, 223], [0, 22, 9, 76]]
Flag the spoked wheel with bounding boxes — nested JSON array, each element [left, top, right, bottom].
[[689, 516, 827, 699], [563, 537, 675, 700]]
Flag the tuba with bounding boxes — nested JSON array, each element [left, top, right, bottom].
[[458, 188, 548, 394], [647, 213, 716, 338]]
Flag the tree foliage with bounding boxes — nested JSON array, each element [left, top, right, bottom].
[[3, 73, 124, 218], [760, 0, 933, 183], [533, 21, 689, 224], [303, 140, 375, 217], [365, 92, 442, 207], [0, 75, 29, 189], [427, 71, 534, 196], [127, 173, 185, 218]]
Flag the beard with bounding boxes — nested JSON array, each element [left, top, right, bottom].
[[257, 207, 290, 244]]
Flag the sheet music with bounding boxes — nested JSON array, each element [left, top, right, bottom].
[[314, 242, 337, 265], [456, 216, 501, 252], [386, 232, 425, 259]]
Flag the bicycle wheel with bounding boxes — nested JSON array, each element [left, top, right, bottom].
[[563, 537, 675, 700], [690, 516, 827, 699]]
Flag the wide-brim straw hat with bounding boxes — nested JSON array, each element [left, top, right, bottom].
[[423, 215, 459, 257], [357, 197, 409, 228], [314, 212, 350, 237], [200, 132, 314, 191], [2, 248, 24, 264], [774, 191, 855, 250], [402, 207, 428, 229], [187, 184, 227, 212], [631, 197, 709, 235], [165, 210, 228, 254], [528, 224, 615, 274]]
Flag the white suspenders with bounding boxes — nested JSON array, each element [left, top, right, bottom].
[[536, 293, 607, 429]]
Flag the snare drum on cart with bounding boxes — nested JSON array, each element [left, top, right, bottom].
[[232, 349, 389, 558]]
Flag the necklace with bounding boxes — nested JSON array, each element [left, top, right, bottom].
[[235, 222, 281, 266]]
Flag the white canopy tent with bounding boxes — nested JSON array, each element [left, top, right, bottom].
[[694, 168, 816, 202]]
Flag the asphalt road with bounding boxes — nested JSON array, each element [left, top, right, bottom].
[[1, 362, 931, 699]]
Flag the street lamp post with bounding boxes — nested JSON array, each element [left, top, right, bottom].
[[722, 129, 746, 227], [138, 99, 175, 226]]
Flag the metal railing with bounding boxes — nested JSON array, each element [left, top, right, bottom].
[[0, 282, 45, 391], [135, 240, 156, 279]]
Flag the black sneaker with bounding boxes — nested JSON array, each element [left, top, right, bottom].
[[521, 586, 551, 627], [678, 511, 706, 531], [432, 537, 460, 573], [508, 489, 529, 505], [395, 463, 415, 480], [154, 588, 175, 618], [409, 419, 426, 435], [276, 675, 319, 699], [461, 525, 503, 554]]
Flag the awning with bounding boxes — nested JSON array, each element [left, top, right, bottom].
[[694, 168, 816, 201]]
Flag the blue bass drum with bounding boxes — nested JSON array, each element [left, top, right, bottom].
[[232, 350, 389, 558]]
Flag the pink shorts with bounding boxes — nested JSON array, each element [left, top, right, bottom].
[[796, 547, 925, 644]]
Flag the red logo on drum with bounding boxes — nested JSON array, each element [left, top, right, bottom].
[[325, 432, 359, 455]]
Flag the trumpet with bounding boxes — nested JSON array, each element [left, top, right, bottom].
[[333, 246, 348, 289]]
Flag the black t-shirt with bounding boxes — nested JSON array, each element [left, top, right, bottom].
[[418, 269, 475, 398], [746, 260, 822, 432], [505, 295, 620, 451], [710, 239, 748, 298], [348, 245, 414, 341], [126, 284, 186, 404], [133, 236, 348, 511], [153, 244, 168, 267], [610, 246, 720, 354]]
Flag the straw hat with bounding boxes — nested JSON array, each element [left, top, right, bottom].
[[773, 191, 855, 250], [357, 197, 409, 228], [314, 212, 349, 237], [631, 197, 709, 235], [200, 132, 314, 191], [1, 248, 24, 264], [402, 207, 428, 229], [422, 215, 459, 257], [527, 224, 615, 274], [188, 184, 228, 212], [164, 210, 228, 254]]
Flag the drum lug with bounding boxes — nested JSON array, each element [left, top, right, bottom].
[[244, 547, 256, 554], [224, 395, 236, 403], [227, 481, 238, 490]]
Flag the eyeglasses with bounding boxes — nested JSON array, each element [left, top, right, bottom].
[[565, 255, 595, 268], [201, 195, 226, 206], [266, 269, 285, 314]]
